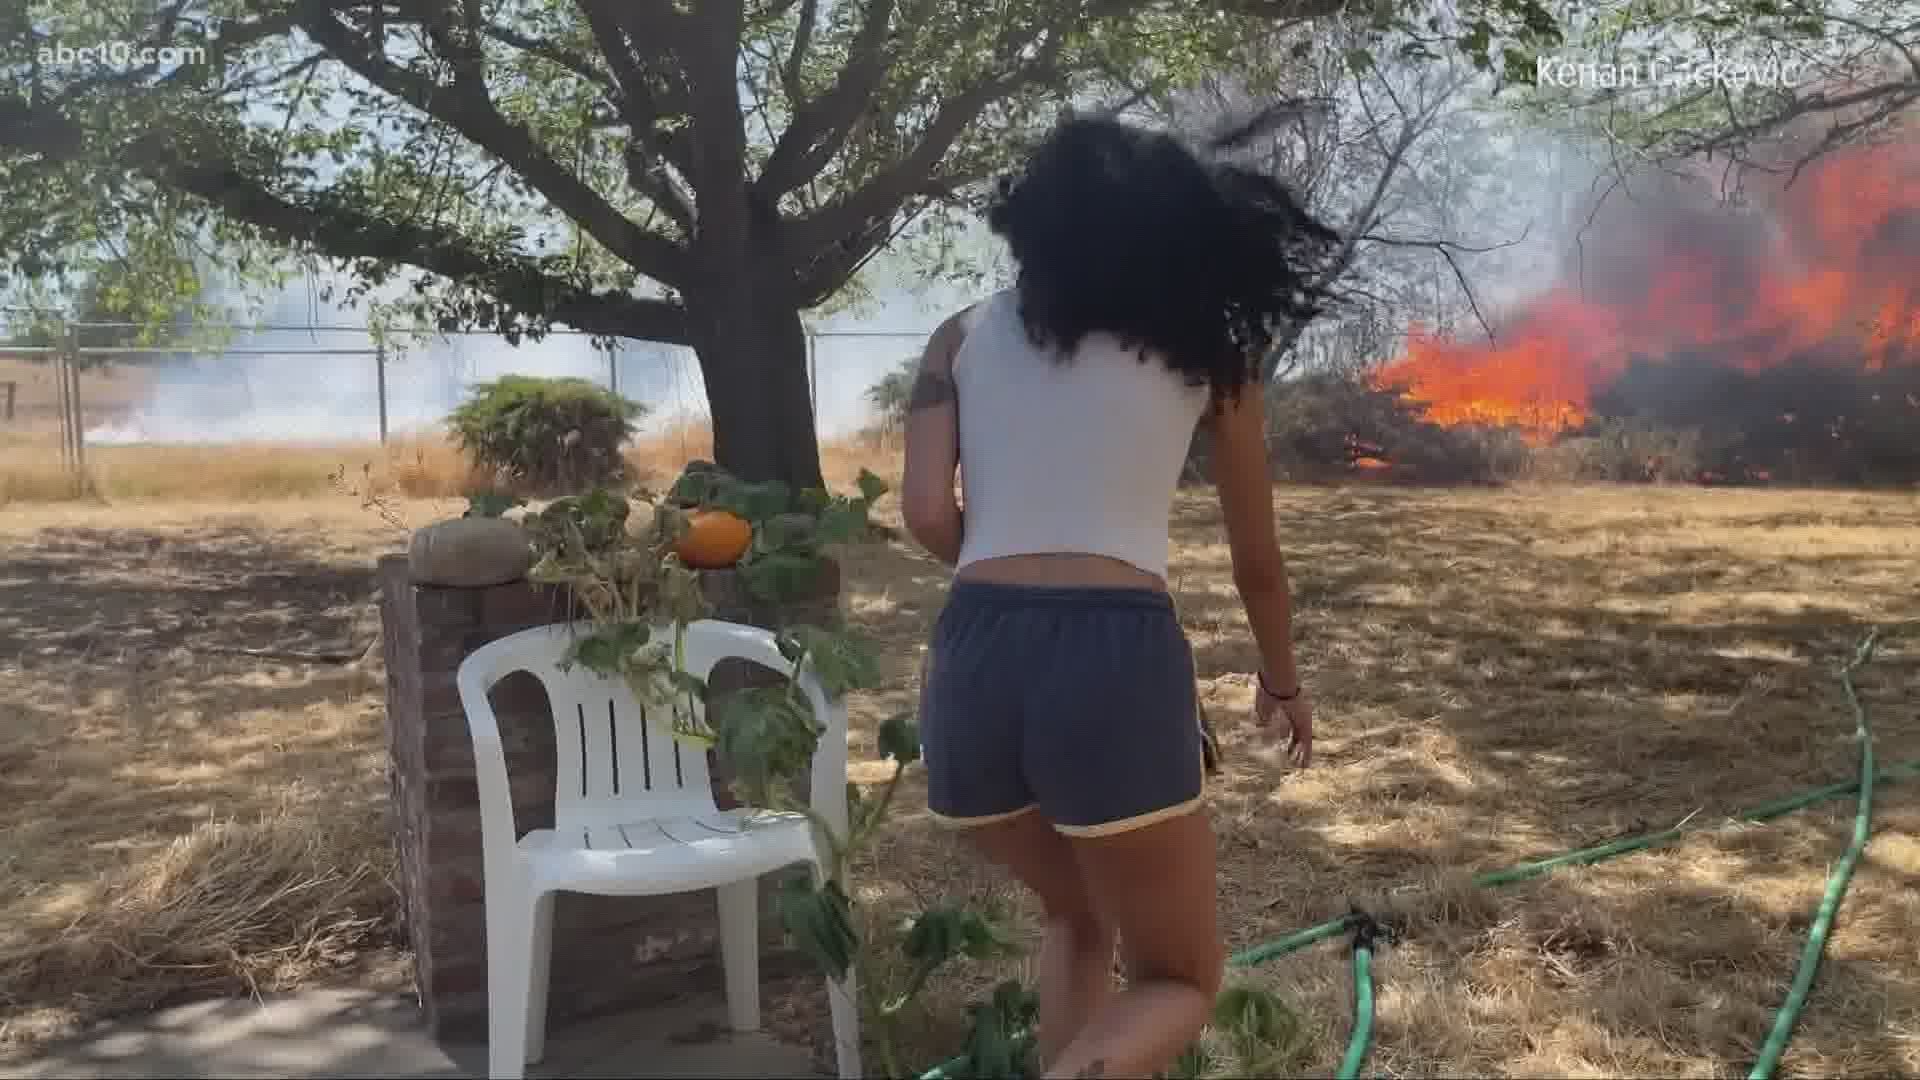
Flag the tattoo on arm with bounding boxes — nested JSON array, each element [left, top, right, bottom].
[[908, 370, 957, 411]]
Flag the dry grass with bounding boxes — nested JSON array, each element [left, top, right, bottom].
[[0, 501, 437, 1051], [1, 412, 894, 504], [818, 484, 1920, 1078], [2, 435, 1917, 1076]]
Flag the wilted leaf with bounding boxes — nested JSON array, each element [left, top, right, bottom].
[[464, 492, 524, 518], [776, 875, 857, 981]]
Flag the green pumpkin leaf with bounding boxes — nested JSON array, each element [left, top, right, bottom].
[[814, 501, 870, 546], [710, 686, 820, 808], [739, 551, 822, 603], [877, 712, 921, 767], [786, 625, 882, 697], [775, 875, 857, 980]]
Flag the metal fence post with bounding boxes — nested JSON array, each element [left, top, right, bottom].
[[62, 321, 86, 493], [376, 343, 390, 445], [807, 332, 818, 424], [53, 333, 72, 473]]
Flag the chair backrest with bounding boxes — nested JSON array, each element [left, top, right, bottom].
[[461, 622, 723, 831]]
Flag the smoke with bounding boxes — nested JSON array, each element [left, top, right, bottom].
[[82, 271, 978, 445]]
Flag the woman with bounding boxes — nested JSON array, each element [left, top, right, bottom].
[[900, 112, 1336, 1078]]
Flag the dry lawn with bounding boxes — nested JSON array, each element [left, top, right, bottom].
[[2, 432, 1917, 1078]]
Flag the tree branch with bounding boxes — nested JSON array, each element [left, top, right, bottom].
[[1, 97, 689, 342], [783, 0, 823, 103], [756, 0, 895, 199], [570, 0, 697, 225], [782, 31, 1067, 287], [672, 0, 752, 236], [295, 0, 689, 287]]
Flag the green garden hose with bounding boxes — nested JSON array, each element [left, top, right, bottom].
[[918, 757, 1916, 1080], [920, 629, 1908, 1080], [1333, 918, 1381, 1080], [1747, 630, 1887, 1080]]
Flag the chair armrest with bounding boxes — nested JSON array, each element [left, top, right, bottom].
[[797, 659, 852, 840], [455, 648, 524, 888]]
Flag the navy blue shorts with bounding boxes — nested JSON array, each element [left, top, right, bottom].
[[918, 581, 1207, 837]]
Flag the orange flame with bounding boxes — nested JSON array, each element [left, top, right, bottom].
[[1374, 143, 1920, 440]]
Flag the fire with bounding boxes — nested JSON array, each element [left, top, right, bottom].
[[1374, 142, 1920, 441]]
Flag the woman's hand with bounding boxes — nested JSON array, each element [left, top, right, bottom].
[[1254, 682, 1313, 768]]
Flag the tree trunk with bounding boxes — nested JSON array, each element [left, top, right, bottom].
[[684, 278, 825, 490]]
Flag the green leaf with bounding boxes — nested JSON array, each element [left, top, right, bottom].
[[739, 551, 823, 603], [814, 501, 871, 546], [957, 980, 1040, 1078], [792, 487, 833, 516], [776, 875, 857, 981], [563, 621, 652, 676], [1343, 47, 1374, 74], [855, 468, 889, 504], [877, 712, 922, 767], [786, 625, 883, 697], [710, 685, 821, 807]]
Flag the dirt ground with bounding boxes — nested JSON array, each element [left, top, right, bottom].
[[2, 477, 1917, 1077]]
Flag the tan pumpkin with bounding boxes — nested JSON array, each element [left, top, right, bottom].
[[408, 517, 533, 587], [673, 509, 754, 569]]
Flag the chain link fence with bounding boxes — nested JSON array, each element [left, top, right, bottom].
[[0, 313, 928, 495]]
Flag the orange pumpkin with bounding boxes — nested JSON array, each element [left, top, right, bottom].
[[674, 509, 754, 568]]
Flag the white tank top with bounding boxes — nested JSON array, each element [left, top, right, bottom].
[[952, 290, 1210, 579]]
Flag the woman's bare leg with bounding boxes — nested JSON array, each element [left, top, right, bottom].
[[1043, 808, 1222, 1079], [961, 812, 1116, 1068]]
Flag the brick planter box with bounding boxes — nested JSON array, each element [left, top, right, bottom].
[[376, 554, 841, 1040]]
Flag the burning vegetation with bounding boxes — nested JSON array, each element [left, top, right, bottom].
[[1350, 140, 1919, 486]]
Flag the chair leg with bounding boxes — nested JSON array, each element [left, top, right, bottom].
[[524, 890, 556, 1065], [486, 884, 532, 1080], [716, 878, 761, 1032], [826, 968, 863, 1080]]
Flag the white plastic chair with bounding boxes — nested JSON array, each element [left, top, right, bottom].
[[455, 619, 861, 1080]]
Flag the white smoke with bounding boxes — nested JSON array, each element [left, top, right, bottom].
[[83, 268, 992, 446]]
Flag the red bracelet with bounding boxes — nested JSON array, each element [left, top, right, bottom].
[[1258, 671, 1301, 701]]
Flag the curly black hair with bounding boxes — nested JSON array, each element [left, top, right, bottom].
[[985, 112, 1340, 407]]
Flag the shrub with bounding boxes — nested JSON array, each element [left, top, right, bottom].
[[1260, 371, 1526, 485], [1533, 417, 1708, 484], [446, 375, 645, 494]]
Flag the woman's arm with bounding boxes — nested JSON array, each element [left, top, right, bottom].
[[900, 311, 970, 565], [1207, 382, 1313, 765]]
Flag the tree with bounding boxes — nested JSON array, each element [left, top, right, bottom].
[[1162, 30, 1506, 382], [863, 355, 917, 435], [1510, 0, 1917, 184], [1, 0, 1568, 487]]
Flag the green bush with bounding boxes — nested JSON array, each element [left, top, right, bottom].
[[447, 375, 645, 494]]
